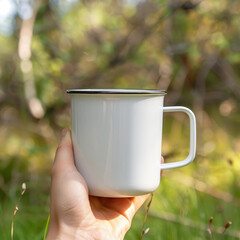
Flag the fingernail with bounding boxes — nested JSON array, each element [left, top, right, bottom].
[[65, 129, 71, 141], [61, 128, 68, 138], [61, 128, 71, 143]]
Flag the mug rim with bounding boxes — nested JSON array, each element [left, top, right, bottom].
[[67, 89, 167, 95]]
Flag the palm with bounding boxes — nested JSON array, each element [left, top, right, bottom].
[[89, 195, 149, 239], [51, 168, 149, 239]]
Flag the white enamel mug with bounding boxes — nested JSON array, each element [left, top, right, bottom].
[[67, 89, 196, 197]]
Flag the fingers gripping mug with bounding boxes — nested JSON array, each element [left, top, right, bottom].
[[67, 89, 196, 197]]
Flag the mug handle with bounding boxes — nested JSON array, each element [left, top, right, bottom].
[[161, 106, 197, 170]]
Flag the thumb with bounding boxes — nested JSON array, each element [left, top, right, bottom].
[[52, 128, 77, 176]]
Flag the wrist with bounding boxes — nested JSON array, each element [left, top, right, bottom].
[[46, 220, 94, 240], [47, 228, 94, 240], [46, 220, 116, 240]]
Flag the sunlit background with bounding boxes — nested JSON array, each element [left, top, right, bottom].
[[0, 0, 240, 239]]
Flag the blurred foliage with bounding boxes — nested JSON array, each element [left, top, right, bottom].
[[0, 0, 240, 239]]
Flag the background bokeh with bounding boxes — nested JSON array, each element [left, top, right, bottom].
[[0, 0, 240, 239]]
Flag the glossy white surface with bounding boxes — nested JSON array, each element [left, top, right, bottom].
[[161, 106, 196, 170], [70, 93, 196, 197]]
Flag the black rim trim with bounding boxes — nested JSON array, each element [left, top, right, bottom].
[[66, 89, 167, 95]]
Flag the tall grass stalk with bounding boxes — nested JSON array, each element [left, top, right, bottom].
[[11, 183, 26, 240], [208, 217, 214, 240], [140, 193, 153, 240], [43, 215, 50, 240]]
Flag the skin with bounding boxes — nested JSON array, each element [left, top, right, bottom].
[[47, 129, 163, 240]]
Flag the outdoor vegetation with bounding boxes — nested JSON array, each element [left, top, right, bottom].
[[0, 0, 240, 239]]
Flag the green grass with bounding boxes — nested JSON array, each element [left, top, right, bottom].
[[1, 165, 240, 240], [125, 171, 240, 240], [1, 120, 240, 240], [0, 200, 49, 240], [0, 180, 50, 240]]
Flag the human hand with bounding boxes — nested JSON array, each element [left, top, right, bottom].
[[47, 129, 163, 240]]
